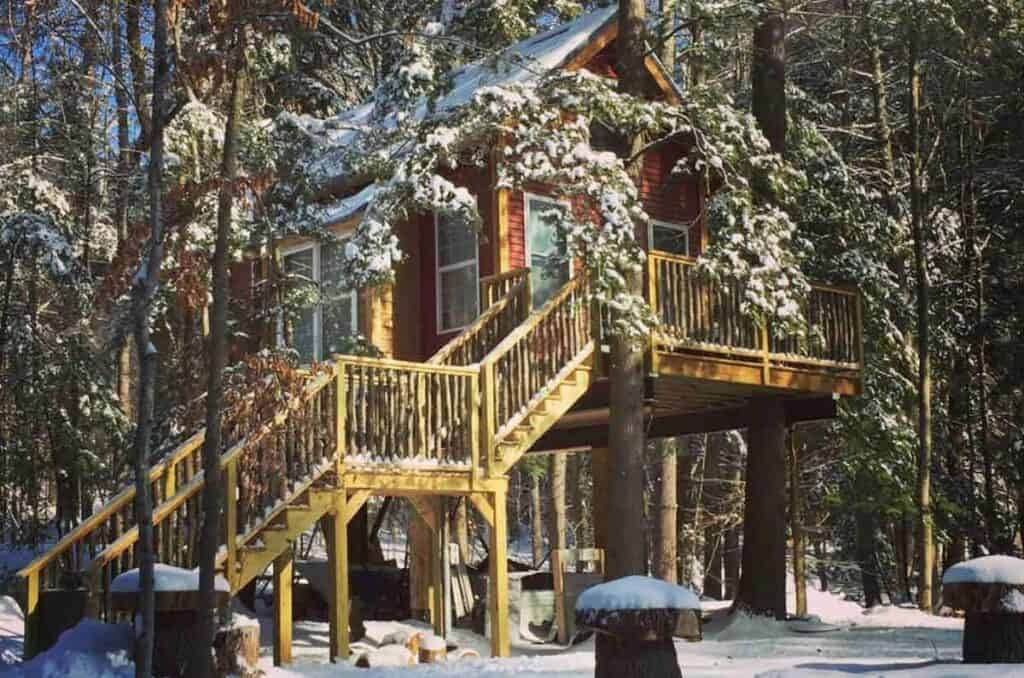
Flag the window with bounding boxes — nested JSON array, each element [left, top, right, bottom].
[[525, 194, 571, 308], [280, 241, 357, 362], [435, 213, 479, 333], [649, 220, 690, 256]]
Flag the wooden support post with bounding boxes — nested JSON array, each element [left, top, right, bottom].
[[489, 484, 510, 657], [431, 498, 445, 638], [327, 493, 350, 661], [23, 571, 39, 659], [480, 363, 497, 472], [552, 548, 567, 644], [273, 547, 294, 666], [591, 448, 609, 551], [335, 364, 346, 481], [225, 458, 238, 590]]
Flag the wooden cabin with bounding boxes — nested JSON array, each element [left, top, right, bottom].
[[17, 6, 862, 667]]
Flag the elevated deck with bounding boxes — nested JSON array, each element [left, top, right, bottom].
[[16, 260, 862, 664]]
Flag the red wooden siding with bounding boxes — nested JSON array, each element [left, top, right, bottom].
[[641, 143, 703, 255]]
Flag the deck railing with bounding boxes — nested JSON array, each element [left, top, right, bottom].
[[337, 356, 479, 469], [480, 275, 592, 467], [648, 252, 862, 371], [429, 268, 531, 367]]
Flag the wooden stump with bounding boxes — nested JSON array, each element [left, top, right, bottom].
[[963, 613, 1024, 663], [418, 634, 447, 663], [214, 619, 262, 678]]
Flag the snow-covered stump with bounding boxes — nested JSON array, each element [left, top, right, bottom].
[[943, 555, 1024, 663], [575, 576, 700, 678]]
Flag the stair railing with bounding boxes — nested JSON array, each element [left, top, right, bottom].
[[428, 268, 531, 367], [478, 275, 592, 473], [82, 370, 337, 619]]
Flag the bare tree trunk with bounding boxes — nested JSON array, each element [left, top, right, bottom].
[[531, 475, 543, 567], [789, 428, 806, 617], [113, 0, 133, 420], [195, 38, 245, 677], [735, 399, 787, 619], [655, 439, 677, 583], [702, 435, 723, 599], [131, 2, 169, 674], [606, 0, 648, 580], [751, 9, 786, 154], [907, 7, 934, 613], [658, 0, 678, 73]]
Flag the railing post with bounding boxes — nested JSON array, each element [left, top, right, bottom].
[[225, 457, 238, 590], [760, 323, 771, 384], [854, 291, 864, 368], [480, 361, 497, 475], [468, 372, 481, 481], [23, 571, 38, 659], [335, 362, 346, 482], [647, 253, 659, 373]]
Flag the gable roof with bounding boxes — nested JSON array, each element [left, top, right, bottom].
[[291, 5, 677, 230]]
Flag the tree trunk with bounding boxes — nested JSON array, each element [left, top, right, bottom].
[[907, 10, 934, 613], [531, 475, 543, 567], [702, 434, 723, 599], [655, 439, 678, 583], [789, 428, 806, 617], [549, 453, 567, 554], [724, 527, 740, 599], [855, 505, 882, 608], [195, 35, 245, 678], [735, 399, 787, 619], [606, 0, 649, 582], [131, 2, 169, 674], [658, 0, 678, 74], [751, 9, 786, 154]]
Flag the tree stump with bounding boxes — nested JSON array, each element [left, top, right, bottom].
[[943, 555, 1024, 664], [576, 575, 701, 678], [214, 617, 262, 678]]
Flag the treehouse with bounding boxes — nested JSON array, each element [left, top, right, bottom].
[[17, 6, 862, 667]]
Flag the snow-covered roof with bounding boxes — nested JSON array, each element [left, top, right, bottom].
[[287, 6, 618, 225], [575, 575, 701, 612], [942, 555, 1024, 586]]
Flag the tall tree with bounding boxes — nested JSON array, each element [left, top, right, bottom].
[[130, 0, 170, 673], [605, 0, 649, 582], [195, 16, 247, 675], [906, 0, 934, 613], [734, 2, 788, 620]]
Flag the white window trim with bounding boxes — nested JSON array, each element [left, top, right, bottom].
[[648, 219, 690, 256], [435, 213, 480, 334], [278, 239, 358, 362], [524, 192, 574, 289]]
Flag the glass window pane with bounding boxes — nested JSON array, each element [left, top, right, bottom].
[[283, 248, 316, 361], [527, 198, 569, 307], [437, 215, 477, 268], [652, 223, 689, 255], [320, 242, 355, 356], [440, 263, 478, 330]]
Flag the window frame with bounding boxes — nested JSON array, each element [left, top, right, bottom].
[[523, 192, 574, 303], [278, 239, 359, 362], [434, 212, 480, 334], [648, 219, 691, 257]]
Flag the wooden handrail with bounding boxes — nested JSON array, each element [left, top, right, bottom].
[[429, 273, 530, 367], [480, 267, 530, 312], [16, 431, 205, 579], [338, 354, 478, 376], [481, 274, 588, 367]]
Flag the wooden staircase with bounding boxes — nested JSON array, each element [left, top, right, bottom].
[[16, 268, 596, 660]]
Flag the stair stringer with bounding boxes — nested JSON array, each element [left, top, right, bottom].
[[491, 343, 595, 476], [219, 481, 338, 593]]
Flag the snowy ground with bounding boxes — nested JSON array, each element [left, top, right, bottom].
[[2, 576, 1017, 677], [255, 580, 981, 678]]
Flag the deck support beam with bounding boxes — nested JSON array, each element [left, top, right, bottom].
[[273, 547, 294, 666], [326, 490, 351, 662], [431, 497, 447, 638], [486, 485, 510, 657]]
